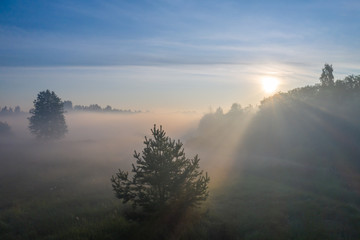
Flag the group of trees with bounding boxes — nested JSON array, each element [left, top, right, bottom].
[[0, 106, 22, 116], [0, 106, 21, 137], [260, 64, 360, 112], [73, 104, 139, 113], [188, 103, 254, 149], [317, 63, 360, 89], [197, 64, 360, 147], [63, 100, 140, 113]]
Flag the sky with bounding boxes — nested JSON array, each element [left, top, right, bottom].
[[1, 0, 360, 112]]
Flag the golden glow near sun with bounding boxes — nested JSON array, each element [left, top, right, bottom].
[[262, 77, 279, 94]]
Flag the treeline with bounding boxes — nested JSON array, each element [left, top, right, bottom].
[[0, 106, 22, 137], [63, 101, 141, 113], [261, 73, 360, 113], [0, 106, 23, 116], [188, 103, 254, 149], [194, 64, 360, 147], [0, 102, 142, 117]]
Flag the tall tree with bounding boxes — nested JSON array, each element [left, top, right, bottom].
[[28, 90, 68, 139], [111, 125, 210, 213], [320, 63, 335, 87]]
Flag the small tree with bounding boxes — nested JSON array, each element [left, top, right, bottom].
[[14, 106, 21, 113], [28, 90, 68, 139], [320, 63, 334, 87], [111, 125, 210, 214], [0, 121, 11, 136], [63, 100, 73, 111]]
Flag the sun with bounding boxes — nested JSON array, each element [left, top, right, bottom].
[[261, 77, 279, 94]]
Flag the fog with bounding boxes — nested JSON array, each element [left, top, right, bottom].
[[0, 110, 247, 224], [0, 111, 204, 167], [1, 108, 254, 239]]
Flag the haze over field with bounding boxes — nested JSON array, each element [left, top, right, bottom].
[[0, 110, 241, 186], [0, 111, 202, 162]]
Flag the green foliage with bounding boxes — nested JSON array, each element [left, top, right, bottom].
[[28, 90, 68, 139], [111, 125, 210, 213]]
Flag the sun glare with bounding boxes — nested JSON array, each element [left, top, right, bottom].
[[262, 77, 279, 94]]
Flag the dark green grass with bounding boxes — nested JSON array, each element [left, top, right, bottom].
[[209, 156, 360, 240], [0, 141, 134, 240]]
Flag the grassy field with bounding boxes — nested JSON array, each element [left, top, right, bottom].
[[210, 155, 360, 240], [1, 140, 360, 239], [0, 140, 130, 240]]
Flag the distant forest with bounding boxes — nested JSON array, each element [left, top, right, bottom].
[[63, 101, 141, 113], [0, 101, 141, 116], [0, 106, 23, 116]]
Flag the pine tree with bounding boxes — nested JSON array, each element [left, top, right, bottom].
[[111, 125, 210, 213]]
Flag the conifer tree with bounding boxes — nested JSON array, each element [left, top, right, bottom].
[[111, 125, 210, 213]]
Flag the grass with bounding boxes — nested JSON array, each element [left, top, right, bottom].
[[208, 155, 360, 240], [1, 139, 360, 239]]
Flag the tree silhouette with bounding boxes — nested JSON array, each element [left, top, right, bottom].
[[63, 100, 73, 111], [320, 63, 334, 87], [28, 90, 68, 139], [111, 125, 210, 214], [14, 106, 21, 113], [0, 121, 11, 136]]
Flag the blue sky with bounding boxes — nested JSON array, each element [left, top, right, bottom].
[[1, 0, 360, 111]]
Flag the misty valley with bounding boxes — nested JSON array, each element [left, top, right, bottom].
[[1, 66, 360, 239]]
